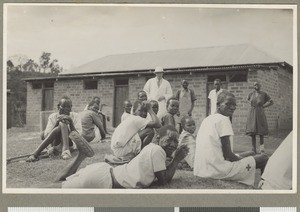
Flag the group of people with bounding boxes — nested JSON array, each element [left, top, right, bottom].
[[25, 66, 292, 190]]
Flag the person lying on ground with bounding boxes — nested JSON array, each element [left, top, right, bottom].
[[178, 116, 196, 169], [27, 96, 82, 162], [53, 125, 189, 189], [79, 100, 106, 142], [194, 90, 269, 186], [110, 100, 161, 162]]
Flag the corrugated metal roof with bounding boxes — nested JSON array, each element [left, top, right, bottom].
[[60, 44, 282, 75]]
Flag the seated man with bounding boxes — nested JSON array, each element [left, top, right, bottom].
[[110, 100, 161, 161], [194, 90, 269, 186], [79, 100, 106, 142], [121, 100, 132, 122], [27, 96, 82, 161], [54, 125, 189, 189]]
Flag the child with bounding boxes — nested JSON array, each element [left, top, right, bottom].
[[178, 116, 196, 169], [150, 100, 159, 115], [175, 80, 197, 133], [110, 100, 161, 161], [53, 126, 189, 189], [27, 96, 82, 162], [130, 91, 148, 114], [194, 90, 269, 186], [161, 97, 179, 128], [121, 100, 132, 122], [79, 100, 106, 142]]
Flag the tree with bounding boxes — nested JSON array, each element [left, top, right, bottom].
[[23, 59, 40, 72], [39, 52, 51, 73]]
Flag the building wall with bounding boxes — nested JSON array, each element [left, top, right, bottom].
[[26, 66, 293, 134], [26, 83, 42, 130]]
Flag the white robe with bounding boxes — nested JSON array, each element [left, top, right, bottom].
[[143, 77, 173, 118]]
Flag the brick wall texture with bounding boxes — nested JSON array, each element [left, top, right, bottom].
[[26, 66, 293, 134]]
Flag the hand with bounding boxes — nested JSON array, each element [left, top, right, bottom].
[[142, 101, 152, 111], [157, 96, 165, 101], [174, 144, 189, 162], [176, 111, 180, 117]]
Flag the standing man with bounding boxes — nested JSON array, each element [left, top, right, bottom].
[[144, 66, 173, 118], [208, 79, 223, 115]]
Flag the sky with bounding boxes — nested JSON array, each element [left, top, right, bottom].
[[5, 4, 295, 71]]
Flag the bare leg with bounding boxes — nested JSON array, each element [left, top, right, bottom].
[[253, 153, 269, 174], [251, 135, 257, 154], [60, 122, 70, 152], [139, 128, 154, 149], [32, 126, 61, 157], [259, 135, 264, 145], [55, 152, 87, 182]]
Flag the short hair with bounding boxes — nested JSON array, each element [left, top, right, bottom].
[[181, 79, 189, 84], [181, 115, 193, 127], [214, 79, 221, 83], [217, 90, 235, 106], [137, 90, 147, 97], [57, 96, 71, 108], [150, 100, 158, 105], [88, 100, 99, 107], [132, 100, 147, 113], [123, 100, 132, 106], [166, 96, 178, 107], [158, 125, 178, 141]]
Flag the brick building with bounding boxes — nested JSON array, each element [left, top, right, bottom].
[[24, 44, 293, 134]]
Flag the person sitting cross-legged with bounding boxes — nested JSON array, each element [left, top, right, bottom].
[[79, 100, 106, 142], [194, 90, 269, 186], [109, 100, 161, 162], [27, 96, 82, 162], [53, 125, 189, 189]]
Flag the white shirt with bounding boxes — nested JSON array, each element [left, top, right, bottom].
[[143, 77, 173, 118], [121, 112, 131, 122], [111, 115, 150, 148], [208, 88, 223, 115], [113, 143, 166, 188], [194, 113, 235, 178], [44, 112, 82, 136], [178, 129, 196, 168], [261, 132, 293, 189]]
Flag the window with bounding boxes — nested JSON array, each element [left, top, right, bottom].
[[84, 80, 98, 90], [44, 82, 54, 88], [32, 82, 42, 89], [229, 72, 248, 82], [207, 75, 226, 82], [115, 79, 128, 86]]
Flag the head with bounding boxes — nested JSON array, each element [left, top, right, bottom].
[[92, 96, 101, 105], [137, 90, 148, 101], [58, 96, 72, 115], [253, 82, 261, 91], [150, 100, 159, 115], [181, 116, 196, 134], [166, 97, 179, 115], [157, 125, 179, 157], [216, 90, 236, 117], [132, 100, 148, 118], [181, 80, 189, 90], [88, 100, 100, 113], [213, 79, 221, 91], [123, 100, 132, 114], [154, 66, 164, 80]]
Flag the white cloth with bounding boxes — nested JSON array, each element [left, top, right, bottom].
[[260, 131, 293, 190], [143, 77, 173, 118], [111, 115, 151, 158], [113, 143, 166, 188], [121, 112, 131, 122], [194, 113, 256, 186], [178, 130, 196, 168], [44, 112, 82, 137], [208, 88, 223, 115], [62, 162, 113, 188]]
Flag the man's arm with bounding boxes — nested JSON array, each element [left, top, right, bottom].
[[154, 145, 189, 185], [220, 136, 241, 162], [145, 102, 162, 128], [92, 113, 106, 139]]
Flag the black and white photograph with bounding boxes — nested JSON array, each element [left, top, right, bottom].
[[3, 3, 297, 193]]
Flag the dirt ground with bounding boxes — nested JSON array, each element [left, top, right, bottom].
[[5, 127, 290, 190]]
